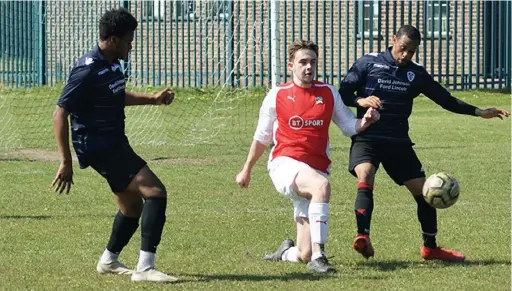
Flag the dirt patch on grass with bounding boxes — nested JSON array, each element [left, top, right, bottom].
[[1, 149, 216, 165], [0, 149, 74, 162]]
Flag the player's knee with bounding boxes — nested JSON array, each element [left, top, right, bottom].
[[149, 184, 167, 198], [116, 193, 144, 217], [297, 248, 312, 263], [355, 164, 376, 184]]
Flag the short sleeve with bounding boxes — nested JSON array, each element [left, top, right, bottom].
[[56, 64, 91, 113]]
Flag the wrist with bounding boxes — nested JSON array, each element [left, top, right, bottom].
[[474, 108, 482, 116]]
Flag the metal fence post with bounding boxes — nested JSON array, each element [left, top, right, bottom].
[[39, 0, 46, 85], [227, 0, 234, 87]]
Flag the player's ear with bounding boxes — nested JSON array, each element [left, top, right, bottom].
[[287, 61, 293, 71], [110, 35, 119, 46]]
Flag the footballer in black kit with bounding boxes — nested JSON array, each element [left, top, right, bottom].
[[338, 25, 509, 261], [52, 7, 179, 283]]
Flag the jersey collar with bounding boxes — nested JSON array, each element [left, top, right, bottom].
[[91, 44, 109, 62], [384, 46, 414, 68]]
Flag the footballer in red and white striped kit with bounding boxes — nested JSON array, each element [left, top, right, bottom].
[[235, 40, 380, 274]]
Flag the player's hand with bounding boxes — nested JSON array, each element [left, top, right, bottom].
[[476, 108, 510, 120], [363, 107, 380, 124], [235, 169, 251, 188], [52, 161, 74, 194], [154, 88, 175, 105], [356, 95, 382, 109]]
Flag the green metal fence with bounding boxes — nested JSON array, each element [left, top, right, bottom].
[[1, 0, 511, 90]]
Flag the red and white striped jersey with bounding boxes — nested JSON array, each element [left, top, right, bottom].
[[254, 80, 358, 174]]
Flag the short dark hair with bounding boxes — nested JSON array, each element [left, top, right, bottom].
[[396, 25, 421, 44], [99, 7, 138, 40], [288, 40, 319, 62]]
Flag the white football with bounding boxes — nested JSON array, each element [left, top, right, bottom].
[[422, 172, 460, 209]]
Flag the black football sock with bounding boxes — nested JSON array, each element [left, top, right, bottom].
[[354, 182, 374, 235], [414, 195, 438, 248], [140, 197, 167, 253], [106, 211, 140, 254]]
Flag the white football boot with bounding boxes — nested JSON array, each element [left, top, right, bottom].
[[96, 259, 134, 275]]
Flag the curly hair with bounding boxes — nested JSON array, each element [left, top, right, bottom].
[[99, 7, 138, 40]]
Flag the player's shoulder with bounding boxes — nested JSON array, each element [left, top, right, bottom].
[[276, 81, 295, 90], [72, 46, 111, 70], [352, 51, 386, 70], [313, 81, 339, 99], [313, 80, 336, 91], [74, 50, 98, 67], [358, 51, 385, 62], [271, 81, 295, 95], [408, 60, 426, 70], [69, 53, 98, 77], [405, 60, 429, 77]]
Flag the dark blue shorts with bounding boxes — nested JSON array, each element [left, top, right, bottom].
[[85, 143, 147, 193], [348, 140, 425, 186]]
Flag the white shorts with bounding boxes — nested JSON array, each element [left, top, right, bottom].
[[268, 156, 328, 221]]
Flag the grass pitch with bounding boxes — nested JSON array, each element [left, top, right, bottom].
[[0, 86, 510, 291]]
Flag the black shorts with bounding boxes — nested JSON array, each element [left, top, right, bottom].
[[348, 140, 425, 186], [86, 143, 147, 193]]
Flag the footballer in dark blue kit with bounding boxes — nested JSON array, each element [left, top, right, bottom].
[[52, 8, 178, 283], [338, 25, 509, 262]]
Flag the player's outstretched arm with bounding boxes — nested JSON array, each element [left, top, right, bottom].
[[125, 88, 175, 106], [421, 72, 509, 119], [52, 106, 74, 194], [235, 140, 268, 188]]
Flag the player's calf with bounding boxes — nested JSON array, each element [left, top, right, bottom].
[[98, 210, 140, 275], [125, 166, 169, 273], [295, 173, 332, 265], [137, 196, 167, 271]]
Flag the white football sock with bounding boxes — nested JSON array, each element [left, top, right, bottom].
[[281, 246, 299, 262], [136, 250, 156, 272], [100, 249, 118, 265], [309, 202, 329, 256]]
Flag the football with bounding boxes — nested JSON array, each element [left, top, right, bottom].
[[422, 172, 460, 209]]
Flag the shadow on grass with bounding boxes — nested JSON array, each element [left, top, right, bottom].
[[175, 272, 332, 283], [356, 259, 511, 271]]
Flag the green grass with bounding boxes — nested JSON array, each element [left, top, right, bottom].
[[0, 87, 510, 290]]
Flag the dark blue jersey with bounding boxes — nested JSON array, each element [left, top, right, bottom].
[[56, 45, 128, 168], [339, 47, 477, 143]]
